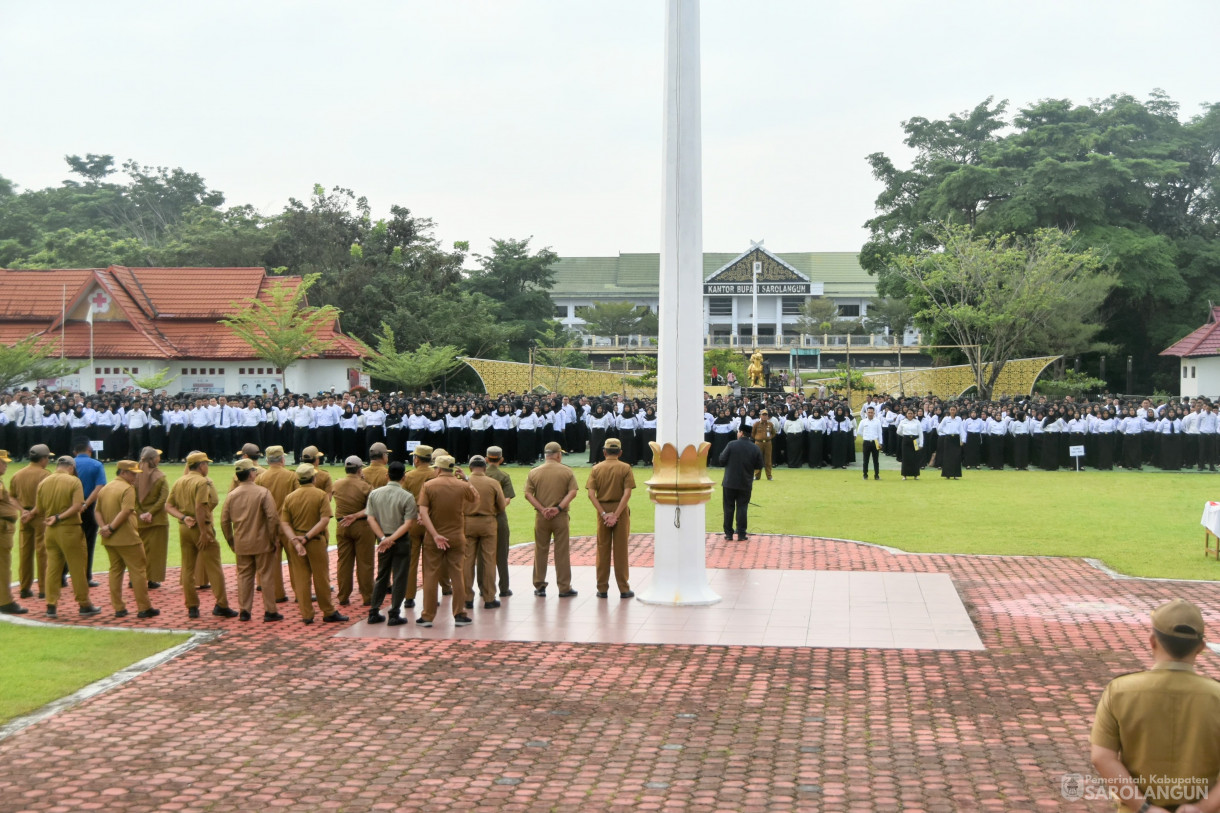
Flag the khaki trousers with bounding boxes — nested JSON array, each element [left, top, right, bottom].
[[463, 516, 498, 604], [194, 554, 209, 587], [421, 535, 466, 622], [179, 524, 230, 610], [139, 524, 169, 583], [533, 512, 572, 593], [236, 551, 279, 614], [595, 504, 631, 594], [406, 524, 450, 599], [45, 524, 90, 608], [285, 536, 335, 621], [18, 517, 46, 594], [754, 441, 773, 479], [335, 518, 375, 604], [0, 520, 14, 606], [105, 543, 151, 613]]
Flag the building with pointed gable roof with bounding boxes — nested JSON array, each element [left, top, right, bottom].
[[1161, 305, 1220, 398], [0, 266, 366, 395]]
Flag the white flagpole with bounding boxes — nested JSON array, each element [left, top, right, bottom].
[[60, 285, 66, 358], [87, 301, 94, 393]]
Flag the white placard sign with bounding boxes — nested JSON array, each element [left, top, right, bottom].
[[406, 440, 420, 452], [90, 440, 104, 452], [1069, 445, 1085, 457]]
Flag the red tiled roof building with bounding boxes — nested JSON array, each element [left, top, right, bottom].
[[1160, 305, 1220, 399], [0, 266, 365, 396]]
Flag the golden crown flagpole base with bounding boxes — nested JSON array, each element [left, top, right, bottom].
[[641, 442, 721, 606]]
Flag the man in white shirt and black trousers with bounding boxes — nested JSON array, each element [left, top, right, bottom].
[[857, 406, 884, 481]]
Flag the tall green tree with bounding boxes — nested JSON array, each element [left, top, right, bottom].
[[0, 336, 80, 392], [466, 237, 559, 359], [576, 301, 657, 337], [362, 323, 462, 392], [863, 92, 1220, 391], [890, 224, 1114, 398]]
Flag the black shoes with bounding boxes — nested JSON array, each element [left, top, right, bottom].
[[596, 592, 609, 599], [465, 600, 474, 610], [114, 609, 129, 618], [138, 608, 161, 619], [198, 584, 210, 590], [558, 590, 578, 598], [499, 589, 513, 597], [188, 607, 200, 619], [621, 591, 635, 599], [45, 605, 57, 617], [874, 475, 880, 480], [723, 533, 733, 541], [387, 616, 407, 627], [338, 599, 350, 606], [276, 596, 290, 603], [19, 589, 33, 599], [534, 588, 547, 597], [863, 474, 868, 480], [148, 581, 161, 589], [416, 617, 433, 627], [79, 605, 101, 617], [238, 610, 252, 622], [87, 579, 99, 588], [484, 600, 501, 609], [0, 603, 28, 615], [738, 534, 749, 541], [263, 612, 284, 622], [454, 614, 473, 626], [213, 606, 239, 618], [404, 599, 415, 608], [368, 611, 386, 624], [302, 617, 314, 624], [322, 612, 348, 623], [441, 588, 452, 596]]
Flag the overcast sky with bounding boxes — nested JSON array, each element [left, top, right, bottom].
[[3, 1, 1216, 260]]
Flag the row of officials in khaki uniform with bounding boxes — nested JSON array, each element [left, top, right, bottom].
[[0, 436, 638, 626]]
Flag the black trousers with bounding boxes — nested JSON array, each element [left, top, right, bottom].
[[370, 538, 412, 615], [81, 507, 99, 579], [861, 440, 880, 477], [722, 486, 752, 536]]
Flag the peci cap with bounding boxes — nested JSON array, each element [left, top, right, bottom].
[[413, 445, 433, 461], [240, 443, 261, 459], [760, 409, 770, 415], [1152, 598, 1205, 641], [301, 446, 321, 462], [544, 441, 562, 454], [0, 450, 9, 463], [296, 464, 317, 482], [265, 445, 285, 459], [234, 459, 258, 473], [604, 438, 622, 451], [486, 446, 503, 459], [468, 455, 488, 468], [56, 455, 76, 467], [345, 455, 364, 469], [29, 443, 51, 459], [433, 454, 456, 472], [116, 460, 142, 474], [369, 442, 388, 458], [185, 451, 212, 466], [139, 446, 162, 461]]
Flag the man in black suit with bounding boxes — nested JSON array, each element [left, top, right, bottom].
[[719, 427, 763, 541]]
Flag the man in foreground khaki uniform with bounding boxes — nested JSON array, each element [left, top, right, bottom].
[[364, 442, 390, 489], [417, 455, 478, 627], [279, 464, 346, 625], [135, 447, 169, 589], [165, 451, 237, 620], [35, 456, 99, 617], [525, 441, 579, 598], [333, 455, 375, 606], [255, 445, 297, 604], [221, 459, 290, 621], [484, 446, 514, 597], [585, 437, 635, 599], [95, 460, 159, 618], [462, 455, 506, 610], [0, 450, 28, 614], [14, 444, 51, 599]]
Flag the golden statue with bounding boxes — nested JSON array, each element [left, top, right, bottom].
[[747, 349, 765, 388]]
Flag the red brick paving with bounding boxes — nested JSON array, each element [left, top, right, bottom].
[[2, 534, 1218, 812]]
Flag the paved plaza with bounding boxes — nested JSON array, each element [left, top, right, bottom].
[[2, 534, 1219, 812]]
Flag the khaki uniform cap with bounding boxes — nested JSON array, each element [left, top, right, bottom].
[[544, 441, 562, 454], [344, 455, 364, 468], [369, 442, 388, 457], [603, 438, 622, 451], [185, 451, 212, 465], [1152, 598, 1205, 640], [240, 443, 261, 459], [265, 445, 286, 458], [116, 460, 142, 473], [413, 445, 433, 461], [433, 455, 456, 471], [0, 450, 10, 463], [296, 464, 317, 482], [29, 444, 51, 458], [301, 446, 322, 461], [234, 459, 258, 472], [486, 446, 503, 459]]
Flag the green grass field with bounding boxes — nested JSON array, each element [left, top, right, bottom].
[[9, 458, 1220, 581], [0, 625, 189, 724]]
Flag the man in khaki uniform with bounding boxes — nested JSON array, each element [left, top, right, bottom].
[[198, 442, 266, 588], [95, 460, 158, 618], [1091, 599, 1220, 813], [586, 437, 636, 599], [485, 446, 514, 597], [298, 446, 333, 496], [13, 443, 51, 598], [135, 447, 169, 589], [417, 455, 478, 626], [221, 459, 291, 621], [279, 464, 346, 625], [333, 455, 375, 606], [35, 456, 99, 617], [401, 445, 437, 609], [255, 445, 297, 603], [0, 450, 28, 614], [364, 442, 390, 489], [166, 451, 238, 619], [524, 441, 579, 598], [752, 409, 776, 480], [463, 456, 506, 610]]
